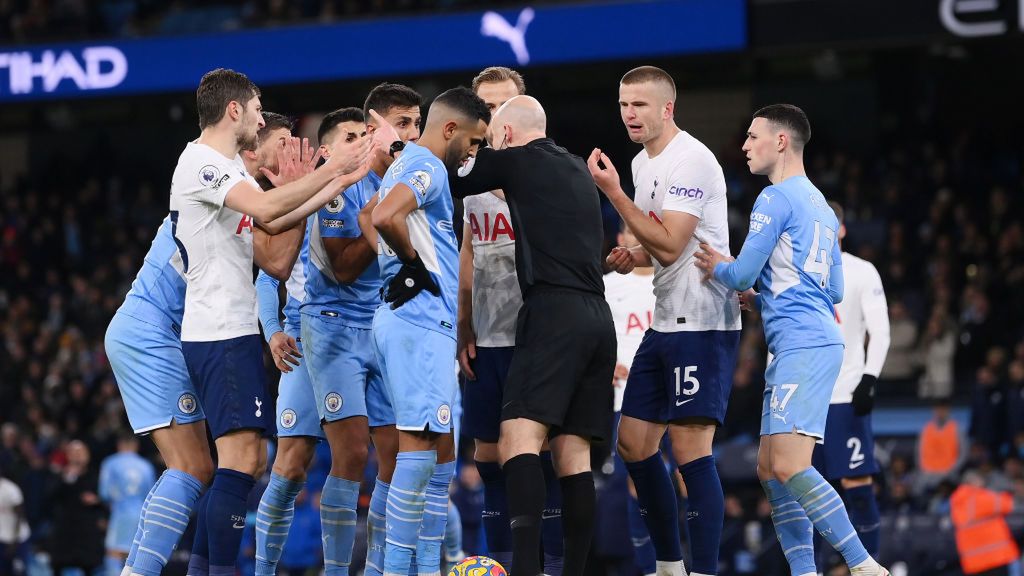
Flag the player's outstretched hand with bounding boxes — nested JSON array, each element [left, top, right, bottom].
[[384, 252, 441, 309], [269, 331, 302, 373], [458, 323, 477, 380], [368, 109, 402, 163], [260, 137, 321, 187], [695, 242, 732, 281], [587, 148, 624, 198], [606, 246, 636, 275], [326, 129, 373, 176]]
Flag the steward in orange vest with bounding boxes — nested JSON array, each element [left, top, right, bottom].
[[950, 470, 1020, 575]]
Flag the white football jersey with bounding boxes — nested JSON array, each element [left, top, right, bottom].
[[832, 252, 890, 403], [169, 141, 262, 342], [631, 131, 741, 333], [604, 270, 656, 411], [464, 192, 521, 348]]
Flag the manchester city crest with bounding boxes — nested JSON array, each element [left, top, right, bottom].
[[325, 392, 343, 413], [280, 409, 297, 429], [178, 393, 198, 415], [437, 404, 452, 425]]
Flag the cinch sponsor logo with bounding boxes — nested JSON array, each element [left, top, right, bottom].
[[668, 185, 703, 199], [0, 46, 127, 95]]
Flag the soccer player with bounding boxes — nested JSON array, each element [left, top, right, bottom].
[[458, 66, 563, 575], [170, 68, 370, 576], [246, 111, 326, 576], [811, 201, 890, 561], [99, 433, 156, 576], [588, 65, 741, 576], [371, 86, 489, 576], [451, 95, 616, 576], [602, 224, 658, 576], [300, 87, 415, 576], [695, 104, 889, 576]]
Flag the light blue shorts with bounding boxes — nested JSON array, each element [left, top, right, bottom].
[[301, 313, 394, 427], [105, 510, 140, 552], [276, 337, 324, 439], [105, 310, 205, 434], [372, 307, 458, 434], [760, 344, 844, 439]]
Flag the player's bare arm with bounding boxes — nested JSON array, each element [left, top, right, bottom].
[[252, 137, 319, 279], [694, 241, 734, 282], [457, 222, 477, 379], [324, 194, 380, 284], [588, 148, 698, 268]]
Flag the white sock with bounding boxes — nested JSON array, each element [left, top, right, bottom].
[[656, 560, 686, 576]]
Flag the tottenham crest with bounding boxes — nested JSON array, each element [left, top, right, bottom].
[[178, 393, 198, 414]]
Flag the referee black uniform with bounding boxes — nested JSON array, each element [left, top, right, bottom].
[[451, 137, 616, 442], [451, 136, 615, 576]]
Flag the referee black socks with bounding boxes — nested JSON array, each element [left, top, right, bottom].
[[504, 453, 545, 576], [558, 471, 595, 576]]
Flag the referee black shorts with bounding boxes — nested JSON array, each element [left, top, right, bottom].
[[501, 287, 616, 442]]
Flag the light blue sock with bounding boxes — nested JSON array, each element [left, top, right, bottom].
[[132, 469, 204, 576], [255, 473, 305, 576], [762, 479, 816, 575], [786, 468, 869, 569], [444, 501, 464, 562], [126, 473, 163, 569], [367, 479, 390, 576], [385, 451, 436, 576], [417, 461, 455, 576], [322, 475, 361, 576]]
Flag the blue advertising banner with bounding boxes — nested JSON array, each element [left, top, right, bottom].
[[0, 0, 745, 102]]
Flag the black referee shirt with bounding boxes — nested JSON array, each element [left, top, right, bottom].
[[450, 137, 605, 297]]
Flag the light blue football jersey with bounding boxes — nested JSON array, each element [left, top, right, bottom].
[[302, 172, 384, 329], [99, 452, 156, 518], [376, 142, 459, 339], [256, 218, 311, 338], [715, 175, 843, 354], [117, 216, 186, 327]]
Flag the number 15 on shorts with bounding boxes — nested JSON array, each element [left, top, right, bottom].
[[674, 365, 699, 406]]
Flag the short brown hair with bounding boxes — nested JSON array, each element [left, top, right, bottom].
[[753, 103, 811, 150], [196, 68, 260, 130], [620, 66, 676, 99], [828, 200, 844, 224], [472, 66, 526, 95]]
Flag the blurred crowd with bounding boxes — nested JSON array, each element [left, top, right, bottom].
[[1, 95, 1023, 573], [0, 0, 558, 43]]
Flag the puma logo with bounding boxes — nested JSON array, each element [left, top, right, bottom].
[[481, 8, 535, 65]]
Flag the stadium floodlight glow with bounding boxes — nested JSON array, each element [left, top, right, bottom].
[[0, 46, 127, 95]]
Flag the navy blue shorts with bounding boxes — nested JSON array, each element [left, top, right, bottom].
[[812, 402, 879, 480], [462, 346, 515, 443], [182, 334, 272, 439], [621, 329, 740, 425]]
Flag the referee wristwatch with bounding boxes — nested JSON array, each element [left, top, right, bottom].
[[388, 140, 405, 158]]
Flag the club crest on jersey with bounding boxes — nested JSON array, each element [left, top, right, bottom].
[[325, 194, 345, 214], [280, 409, 297, 429], [325, 392, 343, 413], [651, 178, 658, 199], [410, 170, 431, 196], [178, 393, 198, 414], [437, 404, 452, 425]]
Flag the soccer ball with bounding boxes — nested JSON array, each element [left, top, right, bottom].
[[446, 555, 507, 576]]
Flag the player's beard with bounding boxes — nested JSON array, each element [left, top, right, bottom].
[[237, 129, 259, 152], [444, 145, 467, 174]]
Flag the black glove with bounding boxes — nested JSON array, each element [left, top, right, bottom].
[[384, 252, 440, 309], [851, 374, 877, 416]]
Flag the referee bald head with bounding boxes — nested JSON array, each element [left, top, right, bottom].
[[490, 95, 546, 149]]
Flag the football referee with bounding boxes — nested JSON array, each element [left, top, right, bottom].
[[450, 95, 615, 576]]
